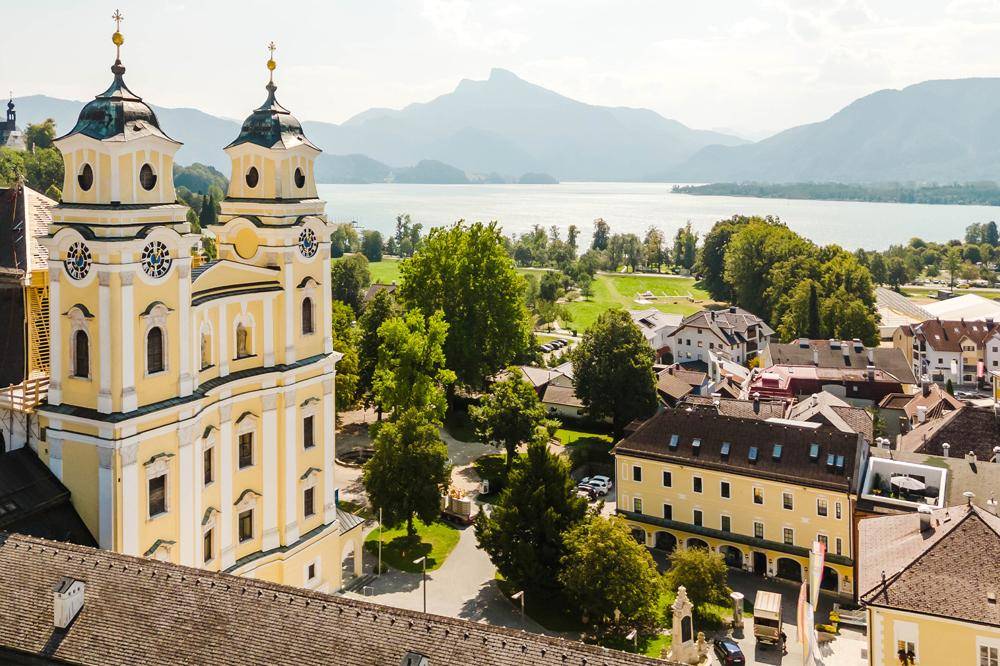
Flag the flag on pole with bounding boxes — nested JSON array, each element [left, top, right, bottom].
[[809, 540, 826, 608]]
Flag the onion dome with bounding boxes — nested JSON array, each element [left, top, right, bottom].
[[226, 43, 318, 151], [58, 11, 177, 144]]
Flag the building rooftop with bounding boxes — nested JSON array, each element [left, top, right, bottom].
[[680, 395, 786, 421], [674, 306, 774, 346], [859, 503, 1000, 627], [922, 293, 1000, 322], [227, 81, 318, 151], [902, 318, 998, 353], [0, 532, 669, 666], [762, 339, 916, 385], [899, 406, 1000, 462], [613, 408, 862, 492], [786, 392, 874, 442]]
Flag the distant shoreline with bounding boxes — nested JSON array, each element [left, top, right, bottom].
[[672, 182, 1000, 207]]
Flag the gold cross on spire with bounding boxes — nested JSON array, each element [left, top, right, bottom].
[[266, 41, 277, 83], [111, 9, 125, 59]]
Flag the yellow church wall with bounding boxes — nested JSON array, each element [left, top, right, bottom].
[[131, 276, 182, 408], [98, 152, 112, 202], [136, 432, 183, 559], [118, 153, 134, 204], [870, 606, 1000, 666], [60, 439, 101, 542], [235, 524, 350, 593]]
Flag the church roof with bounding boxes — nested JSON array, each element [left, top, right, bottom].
[[227, 82, 318, 151], [58, 61, 178, 144]]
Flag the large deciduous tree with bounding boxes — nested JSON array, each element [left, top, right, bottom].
[[362, 407, 451, 536], [330, 300, 361, 412], [559, 516, 665, 636], [357, 289, 396, 408], [475, 440, 587, 592], [399, 221, 532, 390], [330, 254, 371, 313], [361, 229, 384, 262], [373, 309, 455, 422], [470, 372, 550, 473], [664, 547, 731, 616], [572, 309, 657, 434]]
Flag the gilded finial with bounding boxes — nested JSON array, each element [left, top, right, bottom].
[[112, 9, 125, 59], [267, 41, 277, 83]]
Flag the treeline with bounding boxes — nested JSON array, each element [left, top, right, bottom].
[[698, 215, 879, 345], [674, 181, 1000, 206], [856, 221, 1000, 289], [0, 118, 63, 198]]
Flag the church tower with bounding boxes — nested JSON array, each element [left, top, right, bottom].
[[36, 16, 362, 591]]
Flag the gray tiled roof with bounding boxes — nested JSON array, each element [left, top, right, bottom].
[[0, 533, 671, 666]]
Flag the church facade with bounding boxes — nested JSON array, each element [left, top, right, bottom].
[[34, 25, 363, 592]]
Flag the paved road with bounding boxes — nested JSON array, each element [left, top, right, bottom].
[[342, 523, 558, 635]]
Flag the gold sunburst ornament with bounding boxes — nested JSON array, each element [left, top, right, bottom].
[[112, 9, 125, 58], [267, 41, 277, 82]]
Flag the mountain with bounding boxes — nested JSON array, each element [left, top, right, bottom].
[[11, 95, 239, 172], [301, 68, 747, 181], [672, 78, 1000, 183]]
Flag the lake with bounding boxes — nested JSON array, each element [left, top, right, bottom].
[[316, 182, 999, 250]]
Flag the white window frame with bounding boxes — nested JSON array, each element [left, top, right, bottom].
[[753, 486, 764, 505], [144, 453, 173, 520], [632, 464, 642, 482], [754, 521, 764, 539], [978, 637, 1000, 666], [141, 303, 171, 377], [783, 526, 795, 546], [236, 413, 258, 470], [235, 490, 261, 544], [782, 491, 794, 511], [303, 557, 322, 589], [817, 497, 828, 517], [233, 311, 256, 360], [893, 620, 919, 665], [720, 479, 731, 499], [67, 306, 93, 380]]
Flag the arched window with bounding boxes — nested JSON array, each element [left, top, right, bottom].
[[302, 297, 314, 335], [200, 330, 212, 370], [236, 323, 250, 359], [73, 330, 90, 378], [147, 326, 165, 374]]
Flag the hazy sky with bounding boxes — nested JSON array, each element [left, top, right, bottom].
[[4, 0, 1000, 139]]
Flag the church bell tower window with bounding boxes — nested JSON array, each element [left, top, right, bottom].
[[245, 166, 259, 189], [294, 167, 305, 189], [77, 163, 94, 191], [139, 163, 157, 190]]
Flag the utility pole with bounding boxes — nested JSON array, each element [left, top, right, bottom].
[[378, 508, 382, 576], [413, 556, 427, 613], [511, 591, 524, 625]]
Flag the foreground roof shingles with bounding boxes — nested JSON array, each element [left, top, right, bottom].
[[0, 533, 669, 666], [860, 504, 1000, 627]]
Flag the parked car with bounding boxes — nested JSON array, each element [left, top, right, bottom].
[[586, 475, 613, 495], [713, 638, 746, 665], [575, 484, 598, 500], [541, 344, 554, 352], [552, 339, 566, 348]]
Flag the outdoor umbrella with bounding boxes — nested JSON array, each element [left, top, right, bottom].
[[891, 476, 927, 491]]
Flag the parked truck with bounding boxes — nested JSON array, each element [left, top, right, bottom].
[[753, 590, 783, 647]]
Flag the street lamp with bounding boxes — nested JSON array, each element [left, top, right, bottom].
[[511, 590, 525, 625], [377, 508, 383, 577], [413, 556, 427, 613]]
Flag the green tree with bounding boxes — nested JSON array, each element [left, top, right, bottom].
[[986, 221, 999, 247], [25, 118, 56, 151], [869, 253, 887, 285], [643, 226, 665, 271], [592, 218, 610, 251], [331, 300, 361, 412], [886, 257, 909, 290], [664, 547, 731, 614], [724, 219, 811, 317], [361, 229, 384, 262], [821, 289, 879, 346], [945, 247, 962, 289], [559, 516, 665, 636], [946, 378, 955, 395], [539, 270, 562, 301], [807, 280, 821, 339], [331, 223, 360, 258], [0, 147, 26, 185], [475, 440, 587, 591], [23, 148, 63, 194], [695, 216, 754, 300], [330, 254, 371, 313], [572, 309, 657, 434], [373, 309, 455, 421], [567, 224, 579, 251], [672, 221, 698, 270], [199, 192, 218, 228], [363, 407, 451, 536], [173, 162, 229, 194], [400, 221, 532, 390], [357, 288, 395, 407], [470, 372, 549, 473]]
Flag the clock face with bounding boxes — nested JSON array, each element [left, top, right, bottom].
[[298, 228, 318, 258], [64, 242, 92, 280], [141, 240, 172, 278]]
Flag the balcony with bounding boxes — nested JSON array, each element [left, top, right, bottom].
[[861, 457, 946, 510], [0, 377, 48, 414]]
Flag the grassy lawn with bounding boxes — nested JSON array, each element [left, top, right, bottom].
[[903, 285, 1000, 302], [564, 274, 713, 332], [363, 519, 460, 572], [555, 427, 614, 467]]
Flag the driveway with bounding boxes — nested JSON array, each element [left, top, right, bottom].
[[342, 524, 557, 635]]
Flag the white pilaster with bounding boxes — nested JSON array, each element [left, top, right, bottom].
[[97, 271, 112, 413], [283, 389, 299, 545], [263, 297, 275, 368], [120, 271, 137, 412], [98, 446, 115, 549], [48, 435, 63, 480], [262, 393, 280, 550], [219, 403, 235, 568], [322, 377, 337, 523], [193, 433, 204, 565], [218, 302, 229, 377], [178, 424, 196, 566], [321, 245, 333, 354], [283, 251, 296, 364], [120, 441, 140, 556], [48, 265, 62, 405], [178, 263, 193, 397]]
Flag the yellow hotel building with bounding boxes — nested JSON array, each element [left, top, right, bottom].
[[860, 503, 1000, 666], [32, 28, 363, 591], [613, 407, 866, 598]]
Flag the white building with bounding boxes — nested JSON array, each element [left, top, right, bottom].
[[666, 306, 773, 365], [628, 309, 682, 363]]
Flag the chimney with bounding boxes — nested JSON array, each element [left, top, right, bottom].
[[866, 364, 876, 381], [966, 451, 978, 464], [53, 578, 85, 630], [729, 306, 737, 314], [799, 338, 810, 349], [964, 490, 976, 506], [918, 504, 933, 532], [867, 348, 875, 365], [711, 392, 721, 407], [942, 442, 951, 457], [917, 405, 927, 424], [922, 378, 931, 397], [752, 391, 760, 408]]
